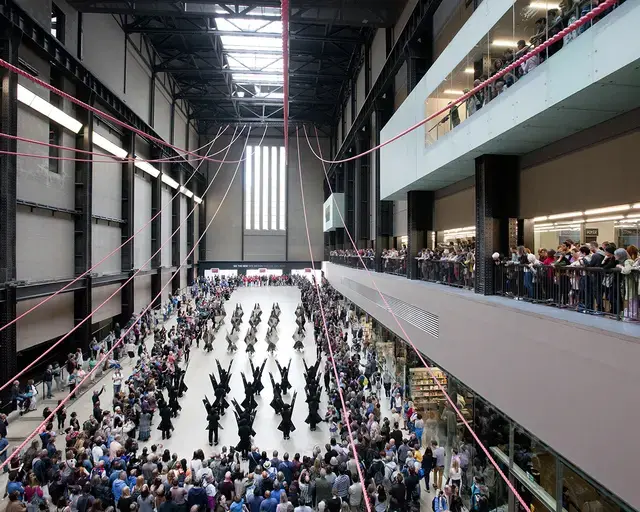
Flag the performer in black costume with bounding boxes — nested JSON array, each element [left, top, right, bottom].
[[277, 392, 297, 440], [269, 372, 284, 415], [305, 387, 322, 431], [240, 373, 258, 411], [216, 360, 232, 394], [206, 407, 222, 446], [157, 400, 174, 440], [249, 359, 267, 395], [276, 359, 292, 394]]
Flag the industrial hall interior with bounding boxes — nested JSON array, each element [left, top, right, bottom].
[[0, 1, 639, 512]]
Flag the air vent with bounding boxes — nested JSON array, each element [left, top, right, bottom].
[[342, 278, 439, 338]]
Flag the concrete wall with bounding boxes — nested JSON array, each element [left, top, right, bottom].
[[134, 276, 152, 313], [324, 262, 640, 510], [91, 285, 122, 323], [204, 135, 326, 262], [16, 294, 74, 352], [393, 200, 408, 238], [519, 131, 640, 218], [133, 172, 152, 270], [434, 186, 475, 231], [161, 186, 173, 268]]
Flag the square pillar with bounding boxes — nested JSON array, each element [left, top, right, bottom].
[[354, 134, 371, 247], [171, 164, 182, 294], [150, 147, 163, 309], [475, 155, 519, 295], [407, 191, 434, 280], [120, 132, 136, 322]]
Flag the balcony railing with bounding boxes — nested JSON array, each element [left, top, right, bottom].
[[382, 256, 406, 276], [494, 263, 639, 321], [329, 255, 375, 270], [417, 259, 475, 290]]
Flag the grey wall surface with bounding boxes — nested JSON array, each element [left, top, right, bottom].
[[17, 208, 74, 281], [161, 273, 171, 302], [203, 135, 326, 262], [92, 223, 122, 275], [91, 285, 122, 323], [434, 186, 475, 231], [519, 130, 640, 218], [324, 262, 640, 509], [133, 173, 152, 270], [93, 122, 122, 219], [16, 294, 74, 352], [161, 186, 173, 268], [180, 196, 188, 263], [134, 276, 152, 313], [393, 200, 408, 238]]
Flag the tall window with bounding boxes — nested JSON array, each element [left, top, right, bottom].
[[51, 3, 65, 43], [244, 145, 286, 231], [48, 70, 62, 174]]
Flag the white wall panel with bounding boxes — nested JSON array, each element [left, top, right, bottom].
[[134, 276, 152, 313], [17, 209, 74, 281], [92, 223, 122, 275], [434, 187, 475, 231], [393, 200, 407, 237], [92, 123, 122, 219], [133, 173, 152, 270], [161, 186, 173, 268], [180, 268, 187, 290], [161, 273, 171, 303], [154, 82, 172, 142], [189, 125, 199, 155], [83, 14, 125, 97], [125, 49, 151, 123], [91, 285, 122, 323], [180, 196, 188, 263], [16, 294, 74, 352], [174, 112, 188, 154]]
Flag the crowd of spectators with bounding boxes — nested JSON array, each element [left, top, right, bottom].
[[416, 247, 475, 289], [494, 240, 640, 320], [460, 1, 625, 127]]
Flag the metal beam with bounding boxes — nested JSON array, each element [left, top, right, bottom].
[[121, 132, 135, 322], [329, 0, 443, 176], [171, 164, 182, 294], [0, 27, 19, 387], [151, 147, 162, 309], [178, 94, 334, 106]]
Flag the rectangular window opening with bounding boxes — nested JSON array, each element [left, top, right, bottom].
[[271, 147, 278, 229], [254, 146, 261, 229], [262, 146, 269, 230], [279, 147, 286, 230], [51, 3, 65, 44], [245, 145, 253, 229]]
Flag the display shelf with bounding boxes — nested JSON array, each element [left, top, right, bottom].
[[410, 367, 447, 411]]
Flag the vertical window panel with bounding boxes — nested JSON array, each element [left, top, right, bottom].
[[245, 146, 252, 229], [254, 146, 261, 229], [279, 147, 286, 230], [271, 147, 278, 229], [262, 146, 269, 230]]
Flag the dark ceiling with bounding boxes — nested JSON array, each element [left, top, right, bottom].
[[67, 1, 409, 130]]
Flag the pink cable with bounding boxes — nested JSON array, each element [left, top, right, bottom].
[[305, 126, 530, 510], [304, 0, 618, 165], [0, 123, 270, 344], [0, 128, 251, 471], [0, 126, 245, 394], [294, 128, 372, 512], [0, 125, 267, 165], [282, 0, 290, 173], [0, 59, 256, 165]]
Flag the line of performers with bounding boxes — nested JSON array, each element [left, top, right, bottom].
[[226, 303, 283, 355]]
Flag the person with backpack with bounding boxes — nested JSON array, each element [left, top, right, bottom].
[[432, 490, 447, 512]]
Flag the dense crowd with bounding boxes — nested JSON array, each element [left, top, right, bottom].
[[0, 276, 490, 512]]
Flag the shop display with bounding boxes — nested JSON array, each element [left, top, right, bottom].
[[410, 367, 447, 413]]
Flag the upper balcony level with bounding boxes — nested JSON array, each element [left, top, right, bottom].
[[380, 0, 640, 199]]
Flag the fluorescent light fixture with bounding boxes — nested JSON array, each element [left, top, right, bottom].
[[443, 89, 464, 95], [529, 2, 560, 9], [532, 216, 548, 222], [17, 84, 83, 133], [194, 196, 203, 204], [161, 173, 179, 189], [492, 39, 519, 47], [92, 132, 128, 159], [464, 67, 474, 74], [584, 204, 631, 215], [134, 159, 160, 178], [586, 215, 625, 222], [180, 186, 194, 199], [633, 203, 640, 209], [626, 213, 640, 219], [534, 223, 553, 228], [548, 211, 583, 220]]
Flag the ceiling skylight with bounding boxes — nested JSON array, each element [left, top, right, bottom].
[[215, 9, 283, 89]]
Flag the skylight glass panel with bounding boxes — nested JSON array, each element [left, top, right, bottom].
[[219, 35, 281, 50], [256, 92, 284, 99], [232, 73, 284, 84], [227, 54, 282, 71]]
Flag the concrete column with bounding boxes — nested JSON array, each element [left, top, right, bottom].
[[120, 132, 136, 322], [407, 191, 434, 280], [474, 155, 519, 295]]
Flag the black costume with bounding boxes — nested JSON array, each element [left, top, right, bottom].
[[277, 392, 297, 439], [157, 403, 174, 439], [276, 359, 292, 394]]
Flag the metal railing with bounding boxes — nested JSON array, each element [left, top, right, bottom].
[[494, 264, 639, 321], [329, 255, 375, 270], [382, 256, 406, 276], [417, 259, 475, 290]]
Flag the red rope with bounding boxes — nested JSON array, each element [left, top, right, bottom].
[[0, 129, 252, 472], [305, 125, 530, 510], [304, 0, 619, 165], [294, 128, 372, 512], [0, 126, 244, 394]]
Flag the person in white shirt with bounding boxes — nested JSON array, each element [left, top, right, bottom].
[[112, 369, 123, 395], [348, 477, 363, 512], [448, 459, 462, 492], [92, 442, 104, 464]]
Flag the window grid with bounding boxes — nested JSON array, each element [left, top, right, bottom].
[[244, 145, 285, 231], [279, 147, 286, 230], [271, 147, 278, 229], [254, 147, 261, 230], [245, 146, 253, 229], [262, 146, 269, 230]]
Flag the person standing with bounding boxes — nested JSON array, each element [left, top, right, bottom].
[[431, 441, 445, 491], [44, 365, 53, 399], [112, 369, 123, 396]]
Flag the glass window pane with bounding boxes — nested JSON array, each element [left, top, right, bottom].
[[262, 146, 269, 230], [271, 147, 278, 229], [279, 147, 286, 230], [245, 146, 252, 229], [254, 146, 261, 229]]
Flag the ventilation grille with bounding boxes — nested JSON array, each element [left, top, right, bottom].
[[342, 278, 439, 338]]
